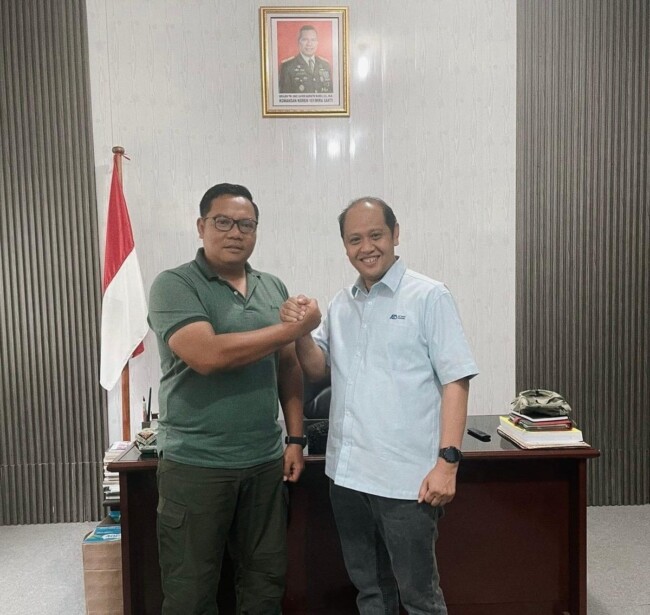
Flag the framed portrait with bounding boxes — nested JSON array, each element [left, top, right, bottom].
[[259, 6, 349, 117]]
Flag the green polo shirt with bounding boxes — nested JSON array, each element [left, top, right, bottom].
[[148, 249, 289, 468]]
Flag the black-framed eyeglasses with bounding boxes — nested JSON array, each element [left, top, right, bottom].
[[203, 215, 258, 234]]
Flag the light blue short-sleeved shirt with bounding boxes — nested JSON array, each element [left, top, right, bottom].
[[313, 258, 479, 499]]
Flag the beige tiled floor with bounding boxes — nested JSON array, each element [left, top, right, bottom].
[[0, 506, 648, 614], [587, 505, 650, 615]]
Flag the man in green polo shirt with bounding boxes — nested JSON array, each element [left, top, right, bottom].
[[148, 182, 321, 615]]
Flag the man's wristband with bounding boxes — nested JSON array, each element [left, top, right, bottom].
[[285, 435, 308, 448]]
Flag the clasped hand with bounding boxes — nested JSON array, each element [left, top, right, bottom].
[[281, 294, 321, 333]]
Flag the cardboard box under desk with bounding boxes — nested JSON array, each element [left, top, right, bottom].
[[82, 527, 123, 615]]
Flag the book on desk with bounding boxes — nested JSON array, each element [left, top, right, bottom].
[[497, 415, 590, 449], [509, 409, 574, 430]]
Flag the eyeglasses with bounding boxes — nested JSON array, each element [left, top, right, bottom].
[[203, 215, 258, 234]]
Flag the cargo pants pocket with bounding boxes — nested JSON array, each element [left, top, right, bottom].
[[157, 497, 187, 572]]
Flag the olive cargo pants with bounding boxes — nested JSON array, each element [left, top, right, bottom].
[[157, 457, 287, 615]]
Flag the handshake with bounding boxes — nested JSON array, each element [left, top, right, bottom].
[[281, 294, 321, 336]]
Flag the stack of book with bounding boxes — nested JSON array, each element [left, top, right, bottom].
[[102, 441, 130, 503], [497, 409, 588, 449]]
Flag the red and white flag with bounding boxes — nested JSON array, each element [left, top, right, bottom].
[[100, 154, 149, 390]]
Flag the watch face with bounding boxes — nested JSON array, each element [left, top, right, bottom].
[[440, 447, 462, 463]]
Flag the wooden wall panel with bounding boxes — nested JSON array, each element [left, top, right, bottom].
[[0, 0, 106, 523], [517, 0, 649, 505]]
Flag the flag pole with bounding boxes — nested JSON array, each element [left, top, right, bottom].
[[112, 145, 131, 441]]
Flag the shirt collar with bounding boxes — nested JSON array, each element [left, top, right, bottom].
[[352, 257, 405, 297], [194, 248, 255, 281]]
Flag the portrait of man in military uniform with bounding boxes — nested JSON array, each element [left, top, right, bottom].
[[279, 25, 333, 94]]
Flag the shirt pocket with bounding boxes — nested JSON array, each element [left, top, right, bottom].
[[379, 320, 424, 372]]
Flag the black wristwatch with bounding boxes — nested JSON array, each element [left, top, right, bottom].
[[439, 446, 463, 463], [285, 435, 308, 448]]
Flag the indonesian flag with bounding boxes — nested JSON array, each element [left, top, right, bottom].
[[99, 154, 149, 390]]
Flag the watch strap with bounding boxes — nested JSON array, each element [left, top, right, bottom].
[[285, 435, 308, 448]]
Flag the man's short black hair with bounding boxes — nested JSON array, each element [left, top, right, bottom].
[[199, 183, 259, 220], [298, 25, 317, 40], [338, 197, 397, 238]]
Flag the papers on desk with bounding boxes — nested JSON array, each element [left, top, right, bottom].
[[103, 441, 130, 502], [497, 416, 590, 449], [104, 440, 130, 461]]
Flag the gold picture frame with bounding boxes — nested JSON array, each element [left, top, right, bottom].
[[260, 6, 349, 117]]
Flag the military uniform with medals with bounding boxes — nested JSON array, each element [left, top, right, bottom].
[[279, 55, 333, 93]]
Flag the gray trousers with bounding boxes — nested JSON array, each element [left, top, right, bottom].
[[330, 482, 447, 615], [157, 457, 287, 615]]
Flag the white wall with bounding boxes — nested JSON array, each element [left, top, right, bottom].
[[86, 0, 517, 442]]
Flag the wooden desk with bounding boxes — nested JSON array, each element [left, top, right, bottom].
[[108, 448, 159, 615], [108, 415, 598, 615]]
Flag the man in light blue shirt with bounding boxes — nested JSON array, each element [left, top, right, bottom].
[[281, 197, 478, 614]]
